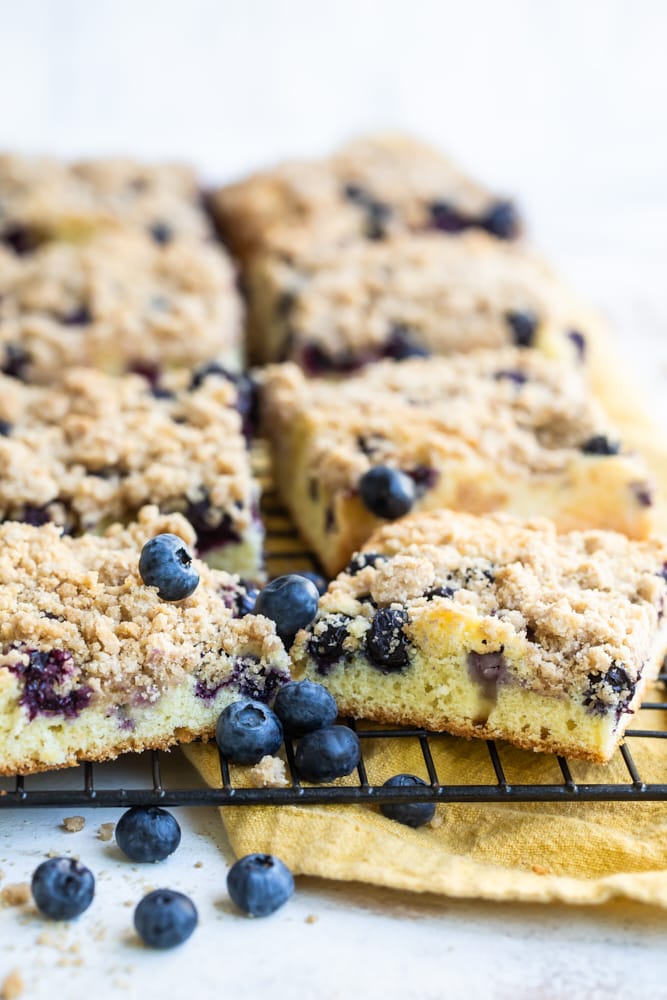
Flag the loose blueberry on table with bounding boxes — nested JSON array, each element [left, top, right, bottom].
[[227, 853, 294, 917], [115, 806, 181, 863], [254, 574, 319, 646], [380, 774, 436, 828], [274, 680, 338, 737], [31, 857, 95, 920], [358, 465, 416, 520], [138, 533, 200, 602], [294, 725, 361, 783], [134, 889, 198, 948], [216, 699, 284, 765]]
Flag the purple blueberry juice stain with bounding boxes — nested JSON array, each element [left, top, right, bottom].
[[307, 616, 351, 675], [185, 497, 242, 554], [467, 649, 506, 700], [6, 647, 92, 719], [195, 657, 289, 703], [405, 465, 439, 496], [630, 481, 654, 508], [567, 330, 587, 360], [583, 663, 635, 719]]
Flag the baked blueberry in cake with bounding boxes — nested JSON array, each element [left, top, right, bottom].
[[0, 507, 291, 775], [260, 353, 655, 574], [0, 365, 262, 576], [243, 231, 596, 369], [210, 133, 521, 266], [0, 153, 212, 249], [0, 229, 242, 381], [291, 509, 667, 762]]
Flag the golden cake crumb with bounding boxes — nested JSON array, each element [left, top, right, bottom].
[[0, 968, 24, 1000], [247, 755, 289, 788], [61, 816, 85, 833], [532, 864, 550, 876], [1, 883, 30, 906], [305, 914, 319, 925], [97, 823, 115, 842]]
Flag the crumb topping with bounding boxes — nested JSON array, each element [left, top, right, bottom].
[[212, 133, 514, 261], [260, 352, 635, 491], [250, 231, 590, 365], [0, 153, 211, 244], [308, 509, 667, 698], [0, 231, 242, 380], [0, 507, 288, 711], [0, 366, 256, 536]]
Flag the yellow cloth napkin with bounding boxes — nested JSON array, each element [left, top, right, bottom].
[[185, 337, 667, 906]]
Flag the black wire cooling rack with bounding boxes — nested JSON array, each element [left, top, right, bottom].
[[1, 467, 666, 810]]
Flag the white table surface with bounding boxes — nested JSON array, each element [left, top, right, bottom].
[[2, 2, 667, 997]]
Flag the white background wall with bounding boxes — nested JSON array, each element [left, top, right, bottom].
[[1, 0, 666, 391]]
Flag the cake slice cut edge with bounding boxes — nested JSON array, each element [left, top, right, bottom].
[[290, 509, 667, 763], [0, 507, 290, 776]]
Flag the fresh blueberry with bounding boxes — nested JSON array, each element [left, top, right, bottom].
[[274, 680, 338, 737], [294, 725, 361, 783], [346, 552, 389, 576], [149, 221, 173, 245], [482, 200, 520, 240], [216, 699, 283, 765], [366, 608, 410, 670], [254, 574, 319, 646], [359, 466, 416, 520], [0, 420, 11, 436], [31, 857, 95, 920], [227, 854, 294, 918], [115, 806, 181, 863], [134, 889, 197, 948], [580, 434, 620, 456], [138, 533, 199, 602], [293, 570, 328, 595], [380, 774, 436, 828], [506, 310, 538, 348]]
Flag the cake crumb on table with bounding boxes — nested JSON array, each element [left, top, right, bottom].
[[194, 861, 204, 869], [1, 883, 30, 906], [305, 914, 319, 925], [61, 816, 85, 833], [0, 968, 24, 1000], [97, 823, 115, 842]]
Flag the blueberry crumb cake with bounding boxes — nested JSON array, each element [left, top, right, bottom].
[[210, 132, 521, 265], [291, 510, 667, 762], [0, 364, 262, 576], [0, 153, 212, 249], [0, 230, 242, 381], [260, 353, 655, 574], [0, 507, 290, 775], [244, 231, 593, 369]]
